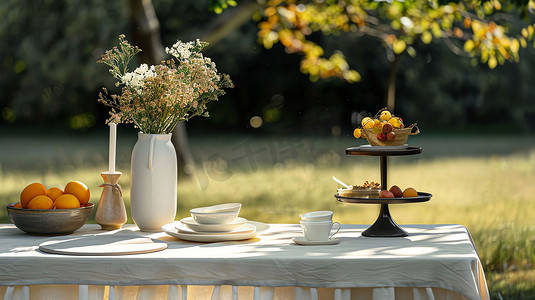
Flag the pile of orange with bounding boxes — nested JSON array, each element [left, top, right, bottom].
[[14, 181, 90, 210]]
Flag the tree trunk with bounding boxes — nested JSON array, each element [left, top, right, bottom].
[[386, 54, 400, 112], [197, 1, 261, 47], [128, 0, 194, 177], [127, 0, 260, 177]]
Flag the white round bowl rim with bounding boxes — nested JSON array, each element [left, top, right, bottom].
[[300, 211, 333, 218], [300, 220, 334, 224], [190, 211, 239, 216], [190, 203, 242, 214]]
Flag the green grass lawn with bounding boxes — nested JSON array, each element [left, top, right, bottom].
[[0, 130, 534, 299]]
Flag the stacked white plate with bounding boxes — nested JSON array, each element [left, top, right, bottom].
[[161, 203, 269, 242]]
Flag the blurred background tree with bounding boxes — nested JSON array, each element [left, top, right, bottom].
[[1, 0, 535, 136], [257, 0, 535, 114]]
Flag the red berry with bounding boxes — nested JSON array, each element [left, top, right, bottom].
[[389, 185, 403, 197], [379, 190, 394, 198], [386, 131, 396, 141], [377, 132, 386, 141], [382, 123, 393, 134]]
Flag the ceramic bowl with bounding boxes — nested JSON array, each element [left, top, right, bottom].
[[190, 203, 241, 224], [300, 211, 333, 222], [7, 203, 94, 235], [190, 211, 239, 225], [190, 203, 242, 214]]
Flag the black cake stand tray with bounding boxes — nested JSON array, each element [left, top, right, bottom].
[[340, 145, 431, 237]]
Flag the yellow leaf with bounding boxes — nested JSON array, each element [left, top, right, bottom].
[[393, 40, 406, 54], [342, 70, 361, 83], [520, 38, 527, 48], [511, 39, 520, 53], [464, 40, 475, 52], [522, 28, 528, 38], [432, 23, 442, 38], [407, 46, 416, 57], [421, 31, 432, 44], [481, 48, 489, 62], [488, 56, 497, 69], [498, 46, 507, 57]]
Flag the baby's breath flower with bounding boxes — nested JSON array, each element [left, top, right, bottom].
[[122, 64, 156, 93]]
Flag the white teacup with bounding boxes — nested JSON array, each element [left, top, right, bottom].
[[300, 220, 341, 241], [300, 211, 333, 222]]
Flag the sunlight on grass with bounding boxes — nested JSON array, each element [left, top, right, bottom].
[[0, 132, 534, 298]]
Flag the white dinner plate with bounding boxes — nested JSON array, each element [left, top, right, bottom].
[[292, 237, 340, 246], [360, 145, 408, 150], [175, 223, 256, 235], [162, 221, 269, 243], [39, 231, 168, 256], [180, 217, 247, 232]]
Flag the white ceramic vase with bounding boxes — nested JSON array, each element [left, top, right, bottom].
[[130, 132, 177, 231]]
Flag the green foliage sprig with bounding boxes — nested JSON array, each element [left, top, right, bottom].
[[97, 35, 141, 85], [97, 35, 233, 134]]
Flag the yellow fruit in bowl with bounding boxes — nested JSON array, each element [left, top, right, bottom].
[[20, 183, 48, 208], [47, 187, 64, 201], [361, 117, 374, 129], [388, 117, 402, 128], [54, 194, 81, 209], [380, 110, 392, 121], [27, 195, 54, 209], [13, 202, 23, 208], [64, 181, 90, 205]]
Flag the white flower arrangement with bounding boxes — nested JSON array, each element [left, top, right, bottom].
[[98, 35, 233, 134], [122, 64, 156, 92]]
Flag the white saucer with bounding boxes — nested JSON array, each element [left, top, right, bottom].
[[180, 217, 247, 232], [292, 237, 340, 246], [162, 221, 269, 243], [176, 223, 256, 235]]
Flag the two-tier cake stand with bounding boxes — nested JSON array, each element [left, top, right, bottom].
[[334, 146, 432, 237]]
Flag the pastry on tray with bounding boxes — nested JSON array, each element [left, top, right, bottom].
[[337, 181, 380, 198]]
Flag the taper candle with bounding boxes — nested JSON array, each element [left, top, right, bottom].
[[109, 123, 117, 173]]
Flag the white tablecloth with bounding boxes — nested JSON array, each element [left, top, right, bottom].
[[0, 223, 489, 300]]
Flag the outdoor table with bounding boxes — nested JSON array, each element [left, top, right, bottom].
[[0, 223, 489, 300]]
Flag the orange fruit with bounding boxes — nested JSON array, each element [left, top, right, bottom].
[[403, 187, 418, 197], [54, 194, 81, 209], [47, 187, 64, 201], [13, 202, 23, 208], [353, 128, 361, 139], [27, 195, 54, 209], [64, 181, 90, 205], [20, 183, 48, 208]]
